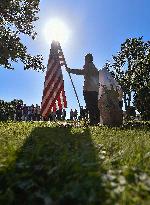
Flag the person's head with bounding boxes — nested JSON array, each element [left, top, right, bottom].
[[85, 53, 93, 64]]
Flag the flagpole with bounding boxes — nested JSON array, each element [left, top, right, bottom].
[[67, 71, 81, 109], [57, 42, 81, 109]]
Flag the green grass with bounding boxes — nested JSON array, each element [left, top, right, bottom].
[[0, 121, 150, 205]]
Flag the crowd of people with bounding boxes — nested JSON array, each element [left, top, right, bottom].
[[0, 99, 87, 122], [0, 99, 41, 121]]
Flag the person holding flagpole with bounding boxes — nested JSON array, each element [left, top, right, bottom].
[[66, 53, 100, 125]]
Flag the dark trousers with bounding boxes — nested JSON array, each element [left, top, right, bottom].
[[83, 91, 100, 125]]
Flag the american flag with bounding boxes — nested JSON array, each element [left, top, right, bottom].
[[41, 41, 67, 118]]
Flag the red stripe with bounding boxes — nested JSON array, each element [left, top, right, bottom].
[[44, 84, 64, 117], [57, 93, 62, 110], [43, 68, 62, 97], [41, 74, 62, 108], [62, 88, 67, 108], [44, 60, 59, 85], [62, 84, 67, 108], [44, 59, 58, 84], [43, 82, 63, 117], [46, 56, 54, 73], [47, 55, 55, 66], [52, 103, 56, 112], [41, 79, 63, 115], [43, 65, 61, 99], [41, 43, 67, 117], [53, 103, 56, 112], [41, 76, 63, 114]]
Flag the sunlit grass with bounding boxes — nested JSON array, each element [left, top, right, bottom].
[[0, 121, 150, 204]]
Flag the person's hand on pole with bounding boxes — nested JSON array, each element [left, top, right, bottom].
[[66, 67, 71, 73]]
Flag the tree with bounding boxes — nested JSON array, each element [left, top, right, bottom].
[[134, 86, 150, 120], [0, 0, 45, 71], [104, 37, 150, 120]]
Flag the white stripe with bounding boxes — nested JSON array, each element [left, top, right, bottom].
[[42, 81, 63, 116], [42, 76, 63, 108], [47, 58, 55, 71], [44, 61, 60, 88], [55, 100, 59, 110], [60, 91, 64, 108], [42, 70, 63, 106], [42, 69, 62, 107]]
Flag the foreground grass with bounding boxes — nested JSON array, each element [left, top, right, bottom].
[[0, 121, 150, 205]]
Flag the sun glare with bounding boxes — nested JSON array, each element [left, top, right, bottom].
[[44, 18, 71, 45]]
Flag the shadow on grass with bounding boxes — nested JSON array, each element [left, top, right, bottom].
[[0, 126, 108, 205]]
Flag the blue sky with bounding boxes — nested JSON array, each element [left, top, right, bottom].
[[0, 0, 150, 116]]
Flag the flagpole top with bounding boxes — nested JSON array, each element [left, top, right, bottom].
[[52, 40, 60, 46]]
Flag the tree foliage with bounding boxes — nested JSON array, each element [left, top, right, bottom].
[[0, 0, 45, 71], [104, 37, 150, 120], [134, 86, 150, 120]]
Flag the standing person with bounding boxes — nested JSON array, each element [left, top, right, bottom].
[[37, 106, 41, 121], [35, 104, 41, 121], [27, 106, 32, 121], [56, 109, 62, 120], [79, 106, 85, 120], [73, 109, 78, 120], [22, 104, 28, 121], [51, 111, 56, 121], [31, 104, 35, 121], [66, 53, 100, 125], [70, 109, 74, 120], [16, 101, 22, 121], [62, 109, 66, 120]]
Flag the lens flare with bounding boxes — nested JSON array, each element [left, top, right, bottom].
[[44, 18, 71, 45]]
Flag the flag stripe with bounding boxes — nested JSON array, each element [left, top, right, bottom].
[[41, 41, 67, 118], [42, 83, 63, 117], [51, 103, 56, 112], [57, 93, 62, 110], [62, 89, 67, 107], [45, 58, 55, 77], [43, 67, 62, 98], [44, 61, 59, 87], [44, 85, 64, 117], [42, 73, 62, 107], [41, 76, 63, 112]]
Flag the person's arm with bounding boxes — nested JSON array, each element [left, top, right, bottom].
[[66, 67, 85, 75]]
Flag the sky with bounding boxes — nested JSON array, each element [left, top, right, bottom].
[[0, 0, 150, 117]]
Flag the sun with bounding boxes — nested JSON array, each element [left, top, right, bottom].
[[44, 18, 71, 45]]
